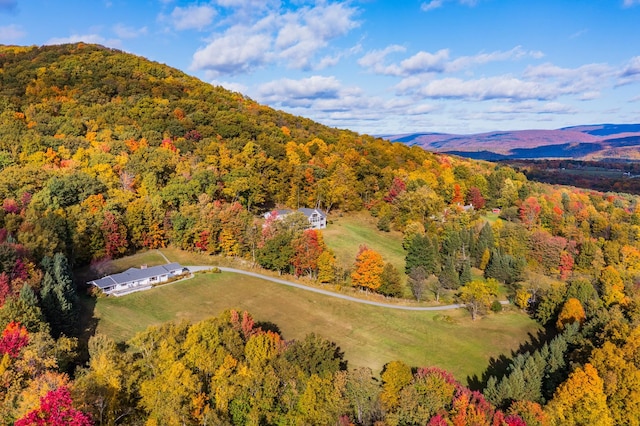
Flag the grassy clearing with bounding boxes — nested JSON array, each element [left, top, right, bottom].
[[323, 211, 406, 272], [88, 270, 541, 383]]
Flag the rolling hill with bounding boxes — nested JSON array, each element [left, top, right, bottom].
[[385, 123, 640, 160]]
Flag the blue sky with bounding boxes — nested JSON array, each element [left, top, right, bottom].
[[1, 0, 640, 135]]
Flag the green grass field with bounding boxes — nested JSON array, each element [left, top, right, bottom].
[[322, 211, 406, 272], [87, 270, 541, 383]]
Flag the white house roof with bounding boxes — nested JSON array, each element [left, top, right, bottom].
[[89, 262, 184, 289]]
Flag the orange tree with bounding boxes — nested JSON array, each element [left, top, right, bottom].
[[350, 246, 384, 292]]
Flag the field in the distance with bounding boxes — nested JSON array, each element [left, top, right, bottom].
[[87, 270, 541, 383]]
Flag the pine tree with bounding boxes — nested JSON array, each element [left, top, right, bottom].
[[18, 283, 38, 307], [459, 258, 472, 286], [438, 255, 460, 290], [405, 234, 439, 275], [40, 253, 79, 337], [473, 222, 494, 266]]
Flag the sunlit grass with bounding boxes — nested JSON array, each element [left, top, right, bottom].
[[87, 270, 541, 383]]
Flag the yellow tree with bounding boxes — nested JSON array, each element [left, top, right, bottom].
[[545, 363, 613, 426], [590, 327, 640, 426], [317, 250, 336, 284], [350, 247, 384, 292], [556, 298, 586, 331], [598, 265, 626, 306], [380, 361, 413, 411], [457, 279, 498, 320]]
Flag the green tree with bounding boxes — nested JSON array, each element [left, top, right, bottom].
[[405, 234, 439, 275], [40, 253, 78, 337], [379, 263, 403, 298]]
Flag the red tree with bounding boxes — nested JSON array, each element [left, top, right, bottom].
[[101, 211, 128, 258], [0, 321, 29, 358], [15, 387, 93, 426], [519, 196, 541, 229], [384, 177, 406, 203], [466, 187, 485, 209], [291, 229, 324, 277]]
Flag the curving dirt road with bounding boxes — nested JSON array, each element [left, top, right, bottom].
[[193, 266, 477, 311]]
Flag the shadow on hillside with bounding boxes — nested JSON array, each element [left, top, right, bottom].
[[466, 325, 555, 391], [75, 288, 99, 366]]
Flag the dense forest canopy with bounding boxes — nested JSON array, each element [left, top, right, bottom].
[[1, 43, 640, 424]]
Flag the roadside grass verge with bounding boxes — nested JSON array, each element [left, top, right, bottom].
[[86, 270, 541, 383]]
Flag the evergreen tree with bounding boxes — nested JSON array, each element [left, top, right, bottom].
[[40, 253, 79, 337], [405, 234, 439, 275], [18, 283, 39, 307], [484, 249, 525, 286], [473, 222, 495, 267], [438, 255, 460, 290], [459, 258, 472, 286]]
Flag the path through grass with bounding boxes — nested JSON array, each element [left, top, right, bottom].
[[89, 270, 541, 383]]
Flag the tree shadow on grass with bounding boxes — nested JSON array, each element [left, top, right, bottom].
[[74, 290, 99, 367], [466, 325, 555, 391]]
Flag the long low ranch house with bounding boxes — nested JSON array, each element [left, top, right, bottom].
[[88, 262, 188, 296]]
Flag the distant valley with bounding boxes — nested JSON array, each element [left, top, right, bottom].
[[384, 123, 640, 161]]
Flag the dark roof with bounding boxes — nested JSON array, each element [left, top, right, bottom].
[[297, 208, 326, 218], [89, 262, 184, 289]]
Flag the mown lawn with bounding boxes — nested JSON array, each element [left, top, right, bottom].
[[88, 270, 541, 383], [322, 211, 407, 289]]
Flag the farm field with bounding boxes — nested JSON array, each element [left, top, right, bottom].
[[86, 269, 541, 383]]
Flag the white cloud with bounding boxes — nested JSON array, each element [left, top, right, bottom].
[[399, 49, 450, 74], [417, 76, 557, 100], [421, 0, 479, 12], [570, 29, 588, 39], [168, 5, 216, 31], [447, 46, 542, 72], [358, 45, 406, 73], [0, 24, 25, 41], [421, 0, 444, 12], [190, 2, 360, 74], [488, 101, 576, 115], [209, 79, 249, 94], [524, 62, 614, 94], [47, 33, 121, 47], [113, 23, 147, 39], [619, 56, 640, 85], [191, 30, 272, 75], [623, 0, 640, 7], [258, 76, 346, 105], [360, 45, 542, 77]]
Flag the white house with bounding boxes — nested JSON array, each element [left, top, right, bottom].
[[88, 262, 188, 296], [263, 208, 327, 229]]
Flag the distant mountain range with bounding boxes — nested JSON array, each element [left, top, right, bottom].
[[384, 124, 640, 161]]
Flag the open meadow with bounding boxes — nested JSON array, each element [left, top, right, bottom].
[[86, 269, 541, 383], [322, 211, 406, 272]]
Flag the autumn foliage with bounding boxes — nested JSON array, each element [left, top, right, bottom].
[[0, 321, 29, 358], [15, 387, 92, 426], [350, 246, 385, 291]]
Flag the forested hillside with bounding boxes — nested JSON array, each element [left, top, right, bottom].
[[1, 43, 640, 424]]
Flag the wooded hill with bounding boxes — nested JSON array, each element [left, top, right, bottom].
[[2, 43, 640, 425]]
